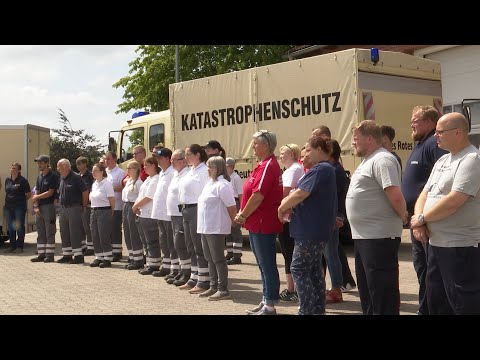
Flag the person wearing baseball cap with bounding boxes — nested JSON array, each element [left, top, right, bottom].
[[204, 140, 226, 159], [31, 154, 60, 263], [34, 155, 50, 163], [153, 148, 173, 159]]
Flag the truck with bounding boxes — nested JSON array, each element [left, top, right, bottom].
[[0, 124, 50, 239], [109, 48, 442, 178]]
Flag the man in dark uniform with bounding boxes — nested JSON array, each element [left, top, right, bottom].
[[401, 105, 447, 315], [31, 155, 60, 263], [56, 159, 89, 264], [76, 156, 95, 256]]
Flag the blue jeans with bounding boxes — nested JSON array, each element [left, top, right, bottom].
[[249, 231, 280, 306], [5, 207, 27, 249], [291, 239, 327, 315], [323, 228, 343, 288]]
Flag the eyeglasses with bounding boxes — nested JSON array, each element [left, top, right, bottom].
[[434, 127, 458, 136], [185, 153, 194, 157], [133, 151, 144, 156], [172, 158, 185, 161], [283, 144, 293, 152]]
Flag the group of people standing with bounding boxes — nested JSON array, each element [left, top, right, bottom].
[[4, 104, 479, 315]]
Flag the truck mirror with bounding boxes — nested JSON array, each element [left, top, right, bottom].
[[108, 137, 116, 152]]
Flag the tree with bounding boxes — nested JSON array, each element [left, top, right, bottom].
[[50, 108, 105, 172], [113, 45, 293, 114]]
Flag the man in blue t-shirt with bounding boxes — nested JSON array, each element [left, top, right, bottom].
[[401, 105, 448, 315]]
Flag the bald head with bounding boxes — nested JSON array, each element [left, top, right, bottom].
[[439, 112, 469, 133]]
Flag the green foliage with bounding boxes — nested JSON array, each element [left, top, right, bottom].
[[113, 45, 293, 114], [50, 109, 105, 172]]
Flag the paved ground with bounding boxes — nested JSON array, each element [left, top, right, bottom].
[[0, 229, 419, 315]]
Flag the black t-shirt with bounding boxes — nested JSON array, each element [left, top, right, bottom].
[[35, 170, 60, 205], [5, 175, 31, 209], [59, 171, 88, 206], [333, 161, 347, 219], [78, 169, 94, 191], [401, 131, 448, 213]]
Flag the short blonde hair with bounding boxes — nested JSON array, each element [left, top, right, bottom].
[[253, 130, 277, 152], [280, 143, 301, 161], [352, 120, 381, 143]]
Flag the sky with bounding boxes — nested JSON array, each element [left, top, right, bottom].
[[0, 45, 140, 147]]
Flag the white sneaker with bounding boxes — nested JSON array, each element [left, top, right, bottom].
[[340, 283, 356, 293], [245, 302, 265, 314]]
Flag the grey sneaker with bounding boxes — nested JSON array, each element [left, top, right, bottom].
[[340, 283, 356, 293], [199, 288, 217, 298], [208, 291, 231, 301], [245, 302, 265, 314], [254, 306, 277, 315]]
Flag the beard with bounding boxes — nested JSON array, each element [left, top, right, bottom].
[[353, 148, 364, 157], [411, 129, 425, 142]]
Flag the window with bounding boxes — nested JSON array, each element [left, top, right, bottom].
[[120, 127, 144, 163], [149, 124, 165, 151]]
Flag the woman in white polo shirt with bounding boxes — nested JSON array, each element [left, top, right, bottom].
[[121, 160, 144, 270], [89, 163, 115, 268], [197, 156, 237, 301], [132, 157, 160, 275], [178, 144, 210, 293]]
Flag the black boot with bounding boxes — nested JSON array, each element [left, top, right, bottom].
[[173, 270, 191, 286]]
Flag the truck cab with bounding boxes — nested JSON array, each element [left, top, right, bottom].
[[108, 110, 171, 169]]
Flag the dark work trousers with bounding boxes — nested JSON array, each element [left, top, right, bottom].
[[182, 206, 209, 289], [202, 234, 229, 292], [111, 210, 123, 257], [158, 220, 178, 271], [123, 202, 143, 262], [355, 238, 401, 315], [291, 239, 327, 315], [135, 216, 148, 254], [90, 208, 113, 261], [59, 206, 84, 257], [171, 216, 191, 275], [139, 217, 161, 269], [411, 229, 429, 315], [35, 204, 57, 258], [81, 206, 93, 250], [225, 199, 243, 258], [278, 222, 295, 274], [427, 244, 480, 315], [339, 243, 356, 286]]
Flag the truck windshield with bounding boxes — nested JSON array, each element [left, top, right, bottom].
[[120, 127, 144, 163]]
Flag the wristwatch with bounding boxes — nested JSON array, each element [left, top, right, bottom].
[[418, 214, 425, 224]]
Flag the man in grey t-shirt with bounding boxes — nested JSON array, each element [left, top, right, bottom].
[[411, 112, 480, 315], [346, 120, 408, 315]]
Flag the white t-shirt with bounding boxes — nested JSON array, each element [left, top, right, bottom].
[[282, 162, 304, 189], [346, 148, 403, 239], [137, 174, 159, 218], [106, 166, 126, 211], [90, 178, 114, 208], [229, 171, 243, 198], [197, 175, 236, 234], [166, 166, 190, 217], [151, 165, 174, 221], [178, 162, 209, 204], [122, 177, 143, 203], [424, 145, 480, 247]]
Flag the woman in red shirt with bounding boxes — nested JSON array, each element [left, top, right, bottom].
[[235, 130, 283, 315]]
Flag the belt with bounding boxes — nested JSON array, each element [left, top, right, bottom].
[[92, 206, 111, 210], [178, 203, 197, 212], [61, 204, 82, 208]]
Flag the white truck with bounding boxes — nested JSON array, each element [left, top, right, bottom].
[[0, 124, 50, 238], [109, 48, 442, 177]]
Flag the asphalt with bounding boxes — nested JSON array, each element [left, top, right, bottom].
[[0, 228, 419, 315]]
